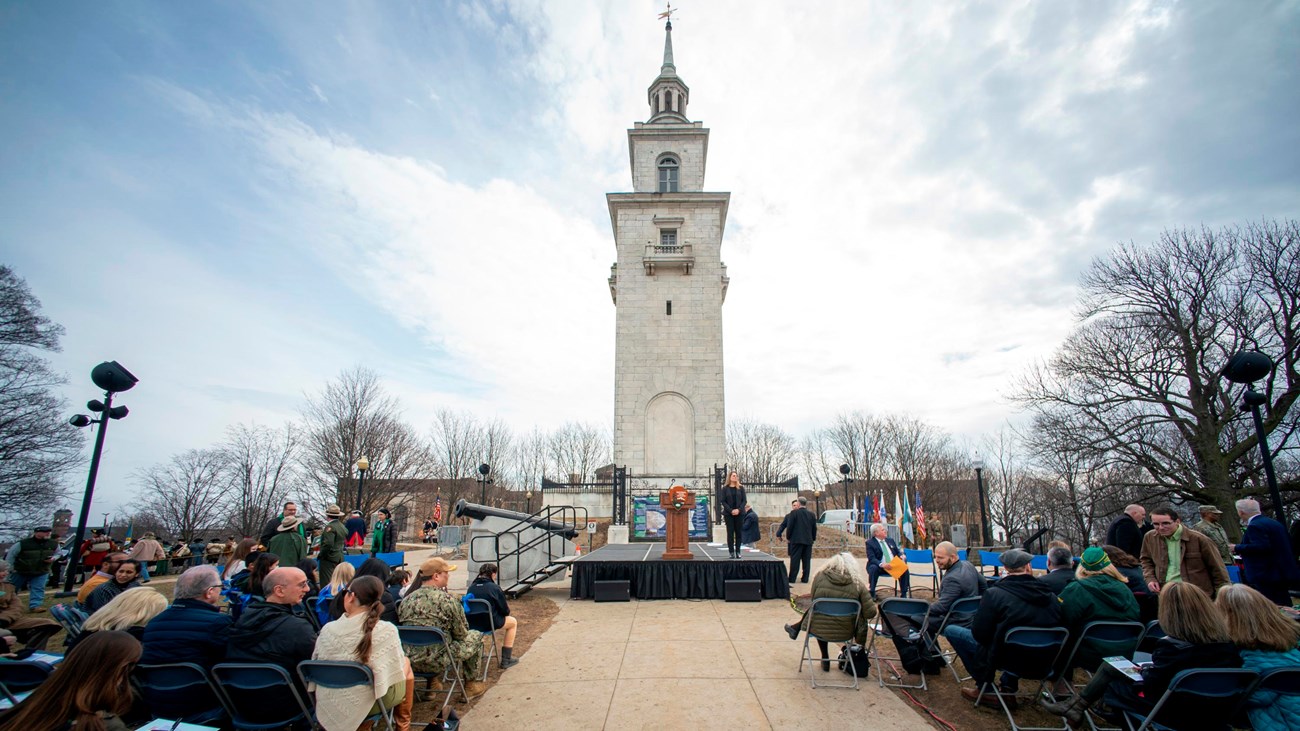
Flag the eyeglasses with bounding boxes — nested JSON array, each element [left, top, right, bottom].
[[1151, 520, 1176, 527]]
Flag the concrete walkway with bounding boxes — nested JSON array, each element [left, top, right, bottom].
[[461, 568, 932, 731]]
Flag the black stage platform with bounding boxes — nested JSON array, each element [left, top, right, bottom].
[[569, 543, 791, 600]]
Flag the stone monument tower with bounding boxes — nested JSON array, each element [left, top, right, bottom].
[[608, 19, 729, 488]]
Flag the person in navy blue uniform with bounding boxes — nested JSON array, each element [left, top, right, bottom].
[[1234, 498, 1300, 606], [719, 472, 747, 559], [866, 523, 909, 599]]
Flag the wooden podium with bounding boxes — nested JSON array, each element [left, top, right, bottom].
[[659, 486, 695, 561]]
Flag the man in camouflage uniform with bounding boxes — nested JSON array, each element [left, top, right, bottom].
[[397, 557, 483, 686], [1192, 504, 1233, 564]]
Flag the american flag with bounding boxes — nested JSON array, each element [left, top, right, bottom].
[[915, 489, 926, 543], [432, 497, 442, 523]]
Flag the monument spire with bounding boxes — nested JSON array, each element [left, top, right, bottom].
[[647, 4, 689, 123], [661, 17, 675, 75]]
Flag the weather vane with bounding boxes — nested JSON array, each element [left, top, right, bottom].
[[658, 3, 675, 28]]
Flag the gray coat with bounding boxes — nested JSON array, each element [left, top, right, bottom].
[[931, 559, 985, 621]]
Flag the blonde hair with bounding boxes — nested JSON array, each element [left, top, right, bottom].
[[1158, 582, 1229, 645], [821, 552, 869, 589], [83, 587, 168, 632], [1075, 562, 1128, 584], [1215, 583, 1300, 652], [326, 562, 355, 594]]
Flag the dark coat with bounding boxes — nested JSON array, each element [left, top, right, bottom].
[[740, 510, 761, 544], [259, 514, 304, 547], [1136, 637, 1242, 701], [1106, 515, 1144, 558], [466, 576, 511, 632], [225, 600, 318, 680], [719, 486, 746, 515], [932, 559, 986, 620], [140, 598, 233, 669], [866, 535, 903, 570], [1237, 515, 1300, 588], [345, 516, 367, 542], [1057, 574, 1139, 670], [970, 573, 1061, 676], [1038, 567, 1076, 595], [84, 579, 141, 614], [781, 508, 817, 545], [371, 518, 397, 554]]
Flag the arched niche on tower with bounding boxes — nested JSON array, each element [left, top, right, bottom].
[[645, 392, 695, 475]]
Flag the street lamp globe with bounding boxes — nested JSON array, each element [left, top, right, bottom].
[[357, 456, 369, 472]]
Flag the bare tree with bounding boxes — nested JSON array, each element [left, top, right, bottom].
[[133, 449, 228, 541], [0, 266, 81, 532], [511, 427, 551, 492], [799, 430, 840, 504], [824, 411, 891, 502], [547, 422, 610, 483], [222, 422, 301, 538], [300, 367, 433, 516], [982, 428, 1037, 545], [726, 418, 798, 484], [1012, 221, 1300, 532]]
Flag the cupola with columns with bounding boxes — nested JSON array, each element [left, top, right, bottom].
[[647, 20, 689, 123]]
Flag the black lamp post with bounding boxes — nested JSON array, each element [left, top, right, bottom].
[[477, 463, 492, 504], [1220, 351, 1287, 522], [353, 456, 369, 512], [838, 463, 854, 513], [974, 456, 990, 547], [62, 361, 138, 594], [813, 488, 822, 517]]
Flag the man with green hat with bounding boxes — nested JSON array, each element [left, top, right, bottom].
[[1192, 504, 1232, 564]]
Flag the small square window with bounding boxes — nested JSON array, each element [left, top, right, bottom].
[[660, 229, 677, 248]]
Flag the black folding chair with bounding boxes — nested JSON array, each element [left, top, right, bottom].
[[1057, 621, 1144, 687], [211, 662, 314, 730], [977, 626, 1071, 731], [0, 660, 54, 705], [133, 662, 227, 727], [398, 625, 467, 710], [931, 595, 981, 684], [866, 597, 932, 690], [797, 597, 862, 689], [465, 597, 499, 679], [298, 660, 394, 731], [1121, 668, 1259, 731]]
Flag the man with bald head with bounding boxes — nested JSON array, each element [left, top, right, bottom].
[[1235, 498, 1300, 606], [1105, 504, 1148, 558], [931, 542, 986, 625], [225, 566, 319, 693]]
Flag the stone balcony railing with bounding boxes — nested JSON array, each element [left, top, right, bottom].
[[643, 242, 694, 275]]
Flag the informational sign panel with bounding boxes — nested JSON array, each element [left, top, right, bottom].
[[631, 494, 711, 541]]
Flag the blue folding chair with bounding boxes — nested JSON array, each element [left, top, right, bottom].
[[1136, 620, 1166, 654], [796, 597, 862, 689], [932, 596, 982, 684], [1056, 621, 1144, 688], [0, 660, 54, 705], [979, 550, 1004, 576], [957, 550, 968, 561], [133, 663, 227, 726], [904, 549, 939, 594], [1238, 667, 1300, 727], [977, 626, 1071, 731], [866, 597, 932, 690], [1030, 554, 1050, 571], [398, 625, 466, 710], [1121, 668, 1259, 731], [1226, 565, 1241, 583], [465, 597, 499, 679], [298, 660, 394, 731], [211, 663, 314, 730]]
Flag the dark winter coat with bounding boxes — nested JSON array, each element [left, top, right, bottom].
[[1038, 567, 1076, 595], [371, 518, 396, 554], [12, 537, 59, 576], [780, 508, 817, 545], [932, 559, 986, 621], [345, 516, 367, 542], [84, 579, 141, 614], [1106, 515, 1145, 559], [970, 573, 1061, 678], [465, 576, 511, 632], [224, 599, 318, 681], [1057, 574, 1139, 670], [140, 598, 233, 668], [798, 562, 877, 645], [740, 510, 761, 544], [259, 514, 305, 548], [266, 530, 307, 567], [1237, 515, 1300, 589], [1105, 635, 1243, 725]]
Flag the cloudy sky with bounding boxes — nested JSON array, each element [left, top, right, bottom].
[[2, 1, 1297, 518]]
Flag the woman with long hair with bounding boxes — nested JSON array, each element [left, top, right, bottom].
[[0, 630, 141, 731], [311, 575, 413, 731], [781, 552, 877, 671], [720, 471, 747, 559], [1216, 584, 1300, 730], [244, 552, 280, 598], [296, 558, 320, 598], [222, 538, 259, 581], [352, 557, 398, 623], [68, 587, 168, 651], [315, 561, 354, 626], [1043, 581, 1241, 729]]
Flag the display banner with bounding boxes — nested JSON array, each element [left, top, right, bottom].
[[631, 494, 711, 541]]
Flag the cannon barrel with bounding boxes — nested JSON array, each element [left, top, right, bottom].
[[453, 499, 579, 539]]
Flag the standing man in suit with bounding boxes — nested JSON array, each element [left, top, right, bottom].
[[781, 497, 817, 584], [866, 523, 909, 599], [1234, 498, 1300, 606], [1105, 504, 1147, 559]]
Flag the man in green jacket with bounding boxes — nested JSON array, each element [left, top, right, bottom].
[[1192, 504, 1233, 564], [4, 527, 58, 611], [317, 504, 348, 584], [266, 515, 307, 567]]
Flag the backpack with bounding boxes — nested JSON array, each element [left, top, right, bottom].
[[892, 632, 946, 675], [837, 644, 872, 677]]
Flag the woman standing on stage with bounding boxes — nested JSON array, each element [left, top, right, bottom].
[[720, 472, 747, 559]]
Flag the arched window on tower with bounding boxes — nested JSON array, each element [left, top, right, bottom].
[[664, 90, 673, 113], [658, 156, 679, 193]]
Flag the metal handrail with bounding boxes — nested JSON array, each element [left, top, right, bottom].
[[468, 505, 589, 591]]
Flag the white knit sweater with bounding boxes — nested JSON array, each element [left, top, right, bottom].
[[311, 611, 406, 731]]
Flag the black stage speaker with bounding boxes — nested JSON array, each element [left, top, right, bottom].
[[594, 580, 631, 602], [724, 579, 761, 602]]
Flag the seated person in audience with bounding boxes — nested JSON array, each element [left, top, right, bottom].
[[466, 563, 521, 668], [141, 565, 232, 668], [942, 549, 1060, 708], [386, 568, 411, 605], [1042, 581, 1242, 729], [232, 551, 278, 598], [1102, 543, 1156, 621], [0, 630, 141, 731], [77, 551, 127, 605], [866, 523, 908, 599], [0, 559, 60, 651], [84, 559, 143, 614], [781, 552, 877, 671], [68, 586, 167, 651], [316, 562, 354, 627], [312, 575, 414, 731], [225, 566, 319, 709], [296, 558, 320, 598], [352, 558, 399, 623], [1038, 546, 1077, 595], [1054, 547, 1140, 682], [929, 541, 986, 630], [223, 538, 258, 582], [398, 557, 485, 693], [1215, 583, 1300, 731]]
